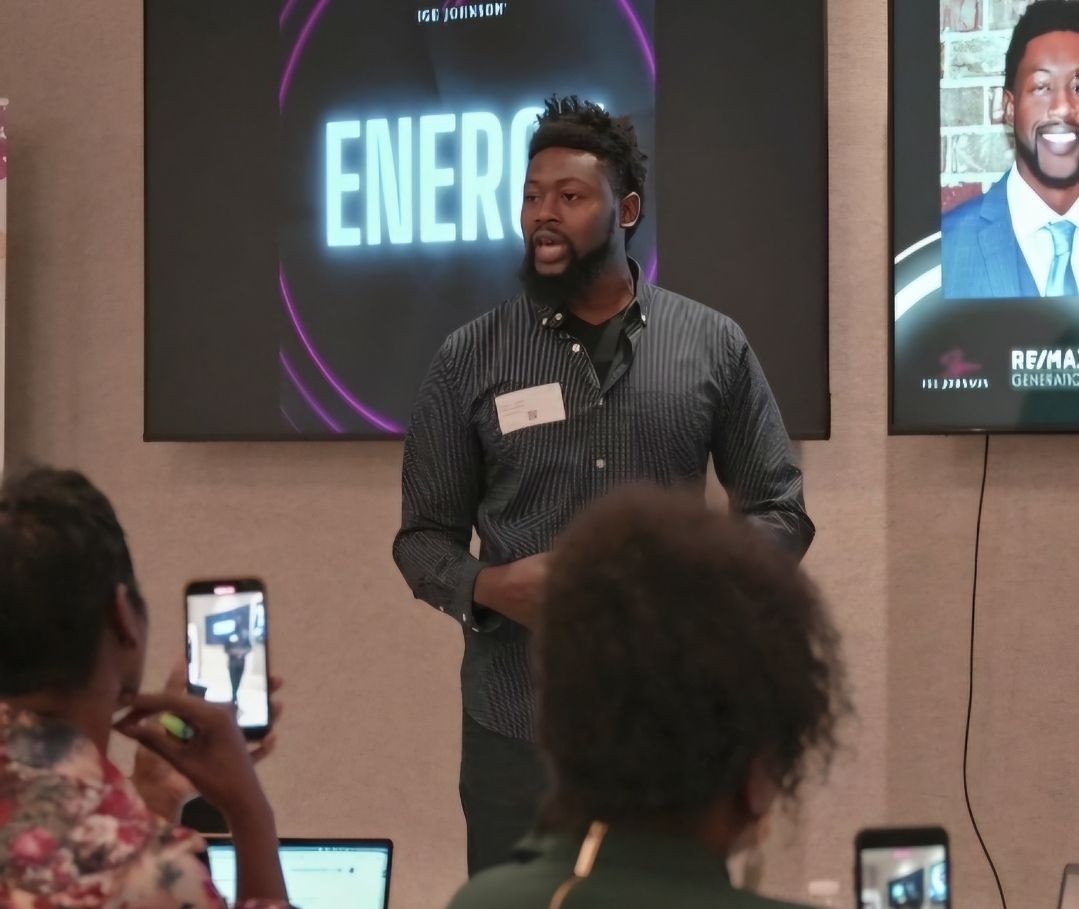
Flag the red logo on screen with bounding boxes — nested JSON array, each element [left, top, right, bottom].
[[939, 348, 982, 379]]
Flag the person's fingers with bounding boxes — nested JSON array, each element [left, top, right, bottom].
[[122, 691, 226, 729], [115, 715, 186, 764], [267, 675, 284, 723], [249, 732, 277, 764], [124, 691, 196, 715], [114, 704, 175, 729]]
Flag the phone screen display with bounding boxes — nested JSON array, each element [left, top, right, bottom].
[[859, 845, 948, 909], [186, 582, 269, 732]]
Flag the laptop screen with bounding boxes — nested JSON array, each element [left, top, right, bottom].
[[207, 839, 392, 909]]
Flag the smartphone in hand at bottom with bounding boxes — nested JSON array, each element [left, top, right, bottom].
[[855, 827, 949, 909], [184, 579, 271, 741]]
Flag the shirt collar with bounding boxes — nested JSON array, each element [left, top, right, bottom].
[[514, 827, 734, 886], [1006, 163, 1079, 239], [531, 257, 653, 331]]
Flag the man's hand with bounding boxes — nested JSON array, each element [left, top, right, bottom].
[[473, 553, 551, 630]]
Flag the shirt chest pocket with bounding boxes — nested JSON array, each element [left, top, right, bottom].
[[475, 391, 584, 521]]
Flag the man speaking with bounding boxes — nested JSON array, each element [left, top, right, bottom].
[[943, 0, 1079, 299], [393, 96, 813, 875]]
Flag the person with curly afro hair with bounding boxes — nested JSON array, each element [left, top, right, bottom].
[[447, 486, 846, 908]]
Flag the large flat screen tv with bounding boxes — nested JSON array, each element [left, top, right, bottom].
[[892, 0, 1079, 433], [146, 0, 829, 440]]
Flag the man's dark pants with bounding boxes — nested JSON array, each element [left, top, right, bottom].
[[460, 710, 548, 876]]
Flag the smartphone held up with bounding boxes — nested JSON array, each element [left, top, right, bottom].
[[855, 827, 949, 909], [185, 579, 271, 740]]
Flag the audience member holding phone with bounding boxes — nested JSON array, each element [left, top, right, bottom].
[[448, 487, 849, 909], [0, 466, 292, 909]]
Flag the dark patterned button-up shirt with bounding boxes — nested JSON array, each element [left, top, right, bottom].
[[393, 261, 813, 740]]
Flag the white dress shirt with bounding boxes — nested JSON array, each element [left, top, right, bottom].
[[1006, 163, 1079, 296]]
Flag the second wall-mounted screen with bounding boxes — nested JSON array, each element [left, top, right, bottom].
[[894, 0, 1079, 433]]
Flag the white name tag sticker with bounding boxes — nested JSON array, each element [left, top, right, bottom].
[[494, 383, 566, 435]]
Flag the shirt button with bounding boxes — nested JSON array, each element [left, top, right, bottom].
[[571, 343, 582, 353], [598, 398, 605, 407], [595, 458, 606, 469]]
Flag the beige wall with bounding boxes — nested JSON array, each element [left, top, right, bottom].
[[1, 1, 1075, 907]]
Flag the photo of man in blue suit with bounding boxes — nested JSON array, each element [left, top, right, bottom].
[[943, 1, 1079, 299]]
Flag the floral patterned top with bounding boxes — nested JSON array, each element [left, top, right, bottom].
[[0, 704, 289, 909]]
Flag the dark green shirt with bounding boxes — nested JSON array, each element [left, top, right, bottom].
[[446, 829, 815, 909]]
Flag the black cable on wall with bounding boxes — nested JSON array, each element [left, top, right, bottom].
[[962, 434, 1007, 909]]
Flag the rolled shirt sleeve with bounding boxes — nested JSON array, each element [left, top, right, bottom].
[[393, 338, 497, 632], [711, 323, 815, 558]]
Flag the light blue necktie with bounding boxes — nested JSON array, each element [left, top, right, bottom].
[[1045, 220, 1078, 297]]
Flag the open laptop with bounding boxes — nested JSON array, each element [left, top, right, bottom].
[[206, 838, 392, 909]]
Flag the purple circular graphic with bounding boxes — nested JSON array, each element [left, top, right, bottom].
[[280, 0, 657, 434]]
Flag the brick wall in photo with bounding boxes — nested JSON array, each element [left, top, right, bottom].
[[939, 0, 1034, 211]]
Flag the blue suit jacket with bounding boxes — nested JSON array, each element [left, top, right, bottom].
[[941, 174, 1038, 299]]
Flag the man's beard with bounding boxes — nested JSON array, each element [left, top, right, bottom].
[[1016, 134, 1079, 190], [519, 215, 618, 306]]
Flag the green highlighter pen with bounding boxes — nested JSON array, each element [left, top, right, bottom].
[[159, 713, 195, 741]]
